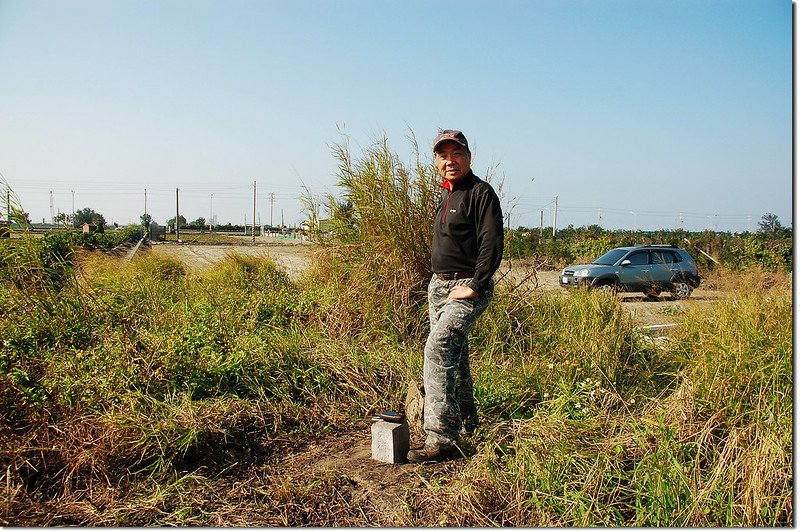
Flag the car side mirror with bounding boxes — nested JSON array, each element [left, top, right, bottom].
[[621, 259, 631, 266]]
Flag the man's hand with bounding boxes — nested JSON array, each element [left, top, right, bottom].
[[448, 285, 478, 300]]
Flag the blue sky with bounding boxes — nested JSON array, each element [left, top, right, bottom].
[[0, 0, 791, 232]]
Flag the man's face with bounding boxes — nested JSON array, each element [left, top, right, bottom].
[[435, 141, 471, 183]]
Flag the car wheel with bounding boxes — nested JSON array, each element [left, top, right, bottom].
[[670, 280, 692, 299], [594, 281, 617, 295]]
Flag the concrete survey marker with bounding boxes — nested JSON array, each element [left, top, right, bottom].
[[371, 420, 409, 463]]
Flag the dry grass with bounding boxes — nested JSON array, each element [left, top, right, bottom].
[[0, 147, 792, 526], [697, 265, 791, 292]]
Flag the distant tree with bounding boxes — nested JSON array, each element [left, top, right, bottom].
[[54, 212, 72, 227], [140, 213, 152, 230], [582, 224, 604, 236], [92, 215, 106, 232], [166, 215, 187, 229], [191, 217, 206, 228], [758, 213, 783, 234], [74, 207, 106, 229]]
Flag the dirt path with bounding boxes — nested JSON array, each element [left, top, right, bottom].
[[95, 423, 458, 527], [258, 427, 427, 526]]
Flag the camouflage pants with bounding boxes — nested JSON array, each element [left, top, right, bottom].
[[423, 274, 494, 448]]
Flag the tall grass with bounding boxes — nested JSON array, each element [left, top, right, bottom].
[[297, 136, 791, 526], [465, 287, 642, 421], [303, 134, 442, 341], [1, 248, 408, 519], [1, 146, 792, 526], [410, 275, 791, 527]]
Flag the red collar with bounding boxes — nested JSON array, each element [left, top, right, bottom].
[[441, 171, 474, 192]]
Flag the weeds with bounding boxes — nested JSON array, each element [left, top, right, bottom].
[[0, 146, 792, 526], [302, 134, 442, 342], [415, 279, 791, 527]]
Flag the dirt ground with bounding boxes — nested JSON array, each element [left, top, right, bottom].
[[130, 242, 724, 525]]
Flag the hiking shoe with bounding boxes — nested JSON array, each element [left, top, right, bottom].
[[407, 444, 461, 463]]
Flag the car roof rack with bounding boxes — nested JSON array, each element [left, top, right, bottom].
[[638, 244, 677, 248]]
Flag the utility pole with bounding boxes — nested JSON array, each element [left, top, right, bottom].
[[176, 188, 180, 241], [142, 188, 148, 237], [252, 180, 257, 244], [597, 208, 602, 227], [7, 191, 10, 223], [281, 208, 284, 228], [71, 190, 75, 228], [539, 210, 544, 238], [552, 196, 558, 238], [747, 215, 752, 233], [269, 192, 275, 228], [209, 194, 213, 232]]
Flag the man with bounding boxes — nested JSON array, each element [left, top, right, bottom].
[[407, 129, 504, 463]]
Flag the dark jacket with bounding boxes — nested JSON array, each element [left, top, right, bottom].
[[431, 170, 504, 293]]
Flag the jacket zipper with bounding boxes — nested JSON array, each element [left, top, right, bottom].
[[441, 181, 453, 225]]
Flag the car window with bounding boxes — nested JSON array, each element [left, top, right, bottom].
[[672, 252, 684, 263], [651, 251, 674, 264], [626, 252, 649, 265], [593, 248, 629, 265]]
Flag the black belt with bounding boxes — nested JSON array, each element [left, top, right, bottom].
[[436, 271, 475, 280]]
